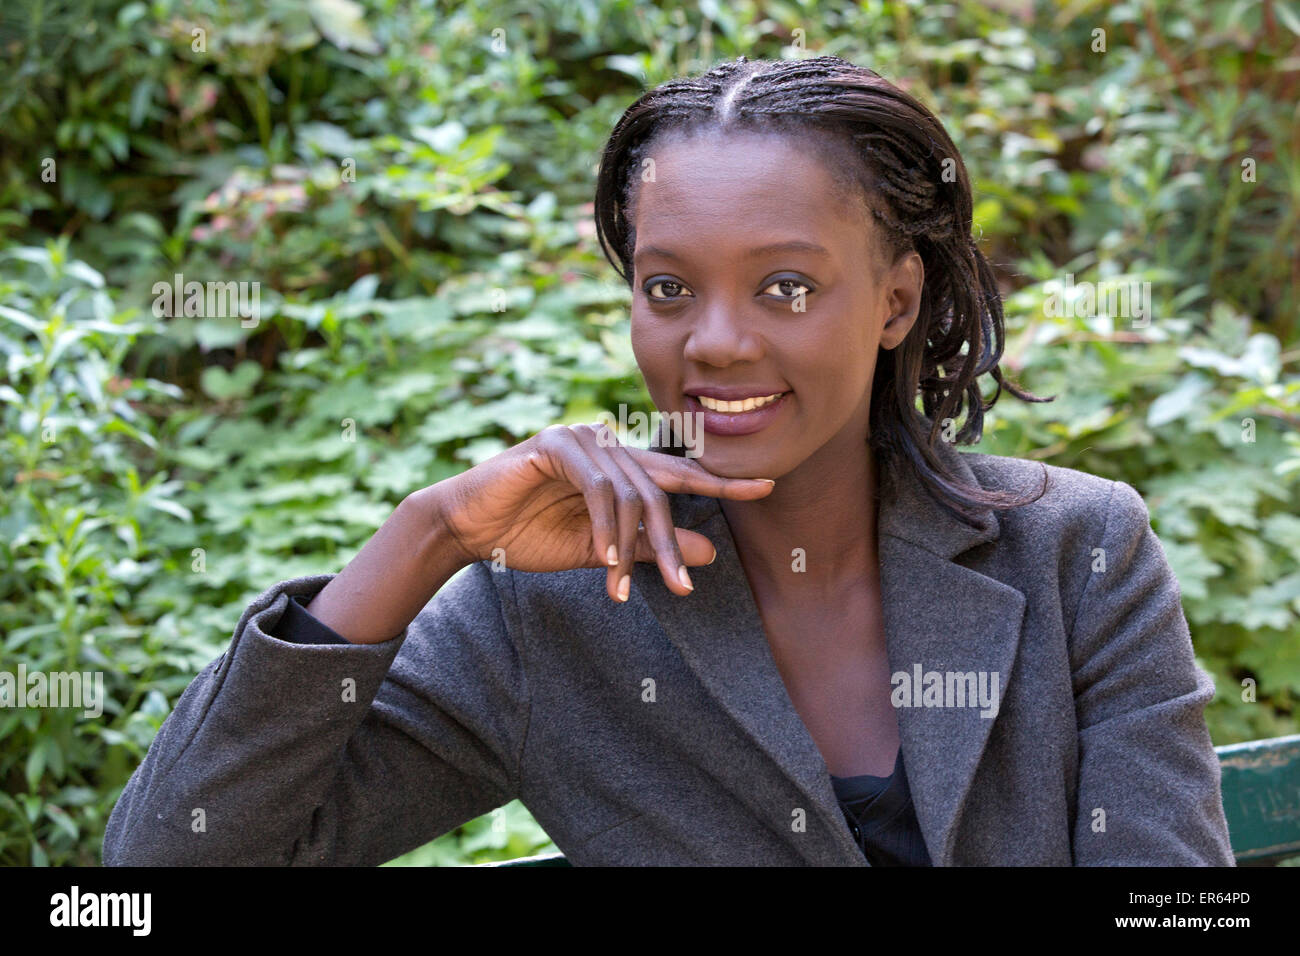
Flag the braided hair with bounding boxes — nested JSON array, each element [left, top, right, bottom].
[[594, 55, 1051, 522]]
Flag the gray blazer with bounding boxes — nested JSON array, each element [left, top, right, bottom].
[[103, 440, 1235, 865]]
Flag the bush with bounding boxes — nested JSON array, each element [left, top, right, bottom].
[[0, 241, 194, 865]]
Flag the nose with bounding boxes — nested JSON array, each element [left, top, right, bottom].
[[682, 297, 764, 368]]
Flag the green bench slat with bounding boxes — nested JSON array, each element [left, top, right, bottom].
[[479, 734, 1300, 866], [1216, 733, 1300, 865]]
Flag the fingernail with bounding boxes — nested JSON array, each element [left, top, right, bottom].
[[754, 478, 775, 485], [707, 549, 717, 565], [677, 566, 694, 591], [606, 544, 618, 566], [617, 575, 630, 602]]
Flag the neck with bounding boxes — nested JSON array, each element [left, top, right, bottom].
[[719, 435, 882, 599]]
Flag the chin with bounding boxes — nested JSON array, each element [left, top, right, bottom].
[[693, 446, 787, 481]]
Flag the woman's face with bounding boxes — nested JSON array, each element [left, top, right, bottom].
[[629, 127, 923, 481]]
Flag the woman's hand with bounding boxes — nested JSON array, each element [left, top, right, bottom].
[[432, 422, 775, 601]]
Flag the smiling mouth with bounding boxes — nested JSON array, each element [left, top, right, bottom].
[[693, 391, 789, 414], [683, 390, 792, 438]]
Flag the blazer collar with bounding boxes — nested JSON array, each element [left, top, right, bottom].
[[634, 434, 1027, 866], [874, 440, 1000, 558]]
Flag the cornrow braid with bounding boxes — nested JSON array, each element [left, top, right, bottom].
[[594, 55, 1053, 523]]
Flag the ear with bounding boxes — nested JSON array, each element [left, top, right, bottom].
[[879, 251, 924, 350]]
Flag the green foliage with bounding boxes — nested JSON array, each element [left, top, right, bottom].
[[0, 241, 194, 865], [982, 298, 1300, 745], [2, 0, 1297, 866], [382, 800, 558, 867]]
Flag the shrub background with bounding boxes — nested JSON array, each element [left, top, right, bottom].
[[1, 0, 1298, 866]]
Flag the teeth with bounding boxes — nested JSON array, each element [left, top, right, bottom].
[[697, 392, 785, 413]]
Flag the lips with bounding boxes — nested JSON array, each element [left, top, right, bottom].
[[683, 390, 792, 437]]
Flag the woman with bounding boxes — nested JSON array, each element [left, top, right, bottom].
[[104, 56, 1234, 866]]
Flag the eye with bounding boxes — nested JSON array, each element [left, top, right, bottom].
[[644, 278, 693, 300], [761, 277, 813, 299]]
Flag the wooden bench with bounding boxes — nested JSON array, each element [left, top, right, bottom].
[[1217, 733, 1300, 864], [481, 733, 1300, 866]]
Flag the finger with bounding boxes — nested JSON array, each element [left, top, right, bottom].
[[577, 423, 698, 597], [570, 424, 668, 601], [601, 436, 698, 596], [565, 424, 647, 602], [530, 425, 620, 590], [630, 527, 717, 567], [625, 447, 777, 500]]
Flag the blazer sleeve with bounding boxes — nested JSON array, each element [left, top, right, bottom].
[[1066, 479, 1235, 865], [102, 560, 529, 866]]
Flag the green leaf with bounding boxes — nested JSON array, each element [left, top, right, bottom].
[[25, 740, 47, 790], [0, 305, 43, 334], [1147, 373, 1212, 428], [144, 497, 193, 522], [193, 318, 250, 351], [411, 122, 467, 153], [64, 259, 105, 288], [44, 805, 79, 842], [200, 361, 263, 401], [1275, 1, 1300, 35], [128, 78, 154, 128], [307, 0, 380, 54]]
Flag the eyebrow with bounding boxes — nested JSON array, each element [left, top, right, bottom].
[[634, 240, 832, 264]]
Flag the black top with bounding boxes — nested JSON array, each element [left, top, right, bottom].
[[270, 597, 931, 865], [272, 594, 352, 645], [829, 748, 932, 866]]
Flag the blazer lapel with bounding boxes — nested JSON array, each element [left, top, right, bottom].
[[636, 430, 1027, 865], [875, 442, 1028, 866], [632, 493, 867, 864]]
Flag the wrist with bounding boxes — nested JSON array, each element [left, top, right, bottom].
[[404, 480, 478, 571]]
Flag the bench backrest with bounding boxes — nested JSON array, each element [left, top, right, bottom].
[[1216, 733, 1300, 864]]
